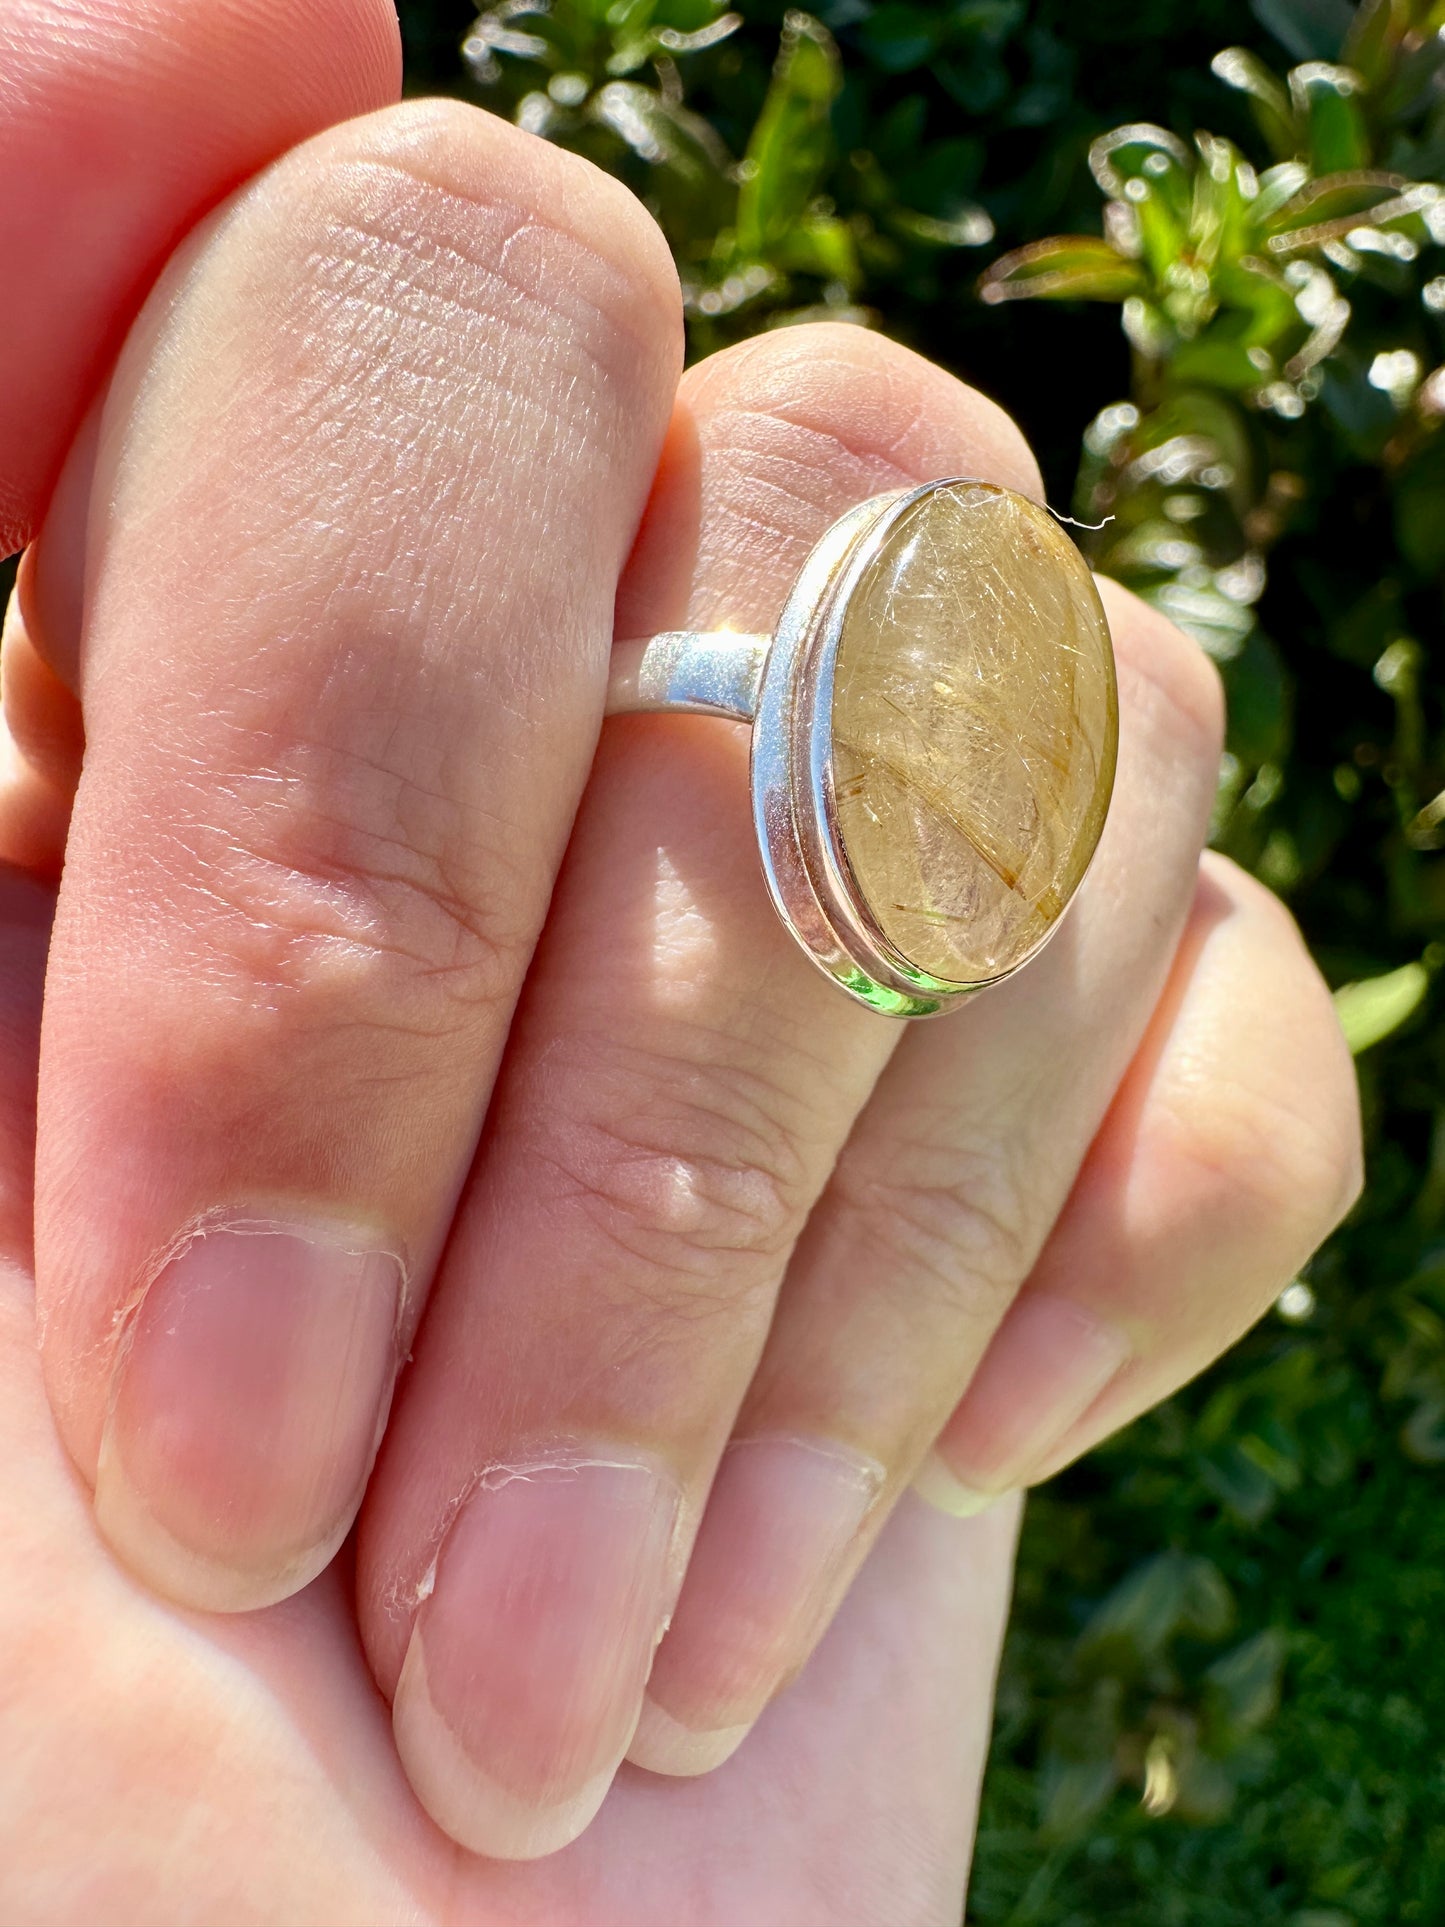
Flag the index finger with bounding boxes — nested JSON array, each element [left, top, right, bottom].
[[0, 0, 400, 555]]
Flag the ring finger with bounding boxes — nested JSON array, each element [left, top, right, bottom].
[[357, 323, 1221, 1856]]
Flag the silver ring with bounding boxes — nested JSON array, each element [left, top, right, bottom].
[[606, 477, 1118, 1018]]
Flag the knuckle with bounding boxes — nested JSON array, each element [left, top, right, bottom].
[[163, 732, 525, 1043], [695, 323, 1041, 495], [534, 1046, 817, 1313], [830, 1137, 1035, 1330], [681, 327, 1042, 610], [1161, 1015, 1362, 1260], [281, 100, 680, 386]]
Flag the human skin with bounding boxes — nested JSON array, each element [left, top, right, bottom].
[[0, 0, 1362, 1896]]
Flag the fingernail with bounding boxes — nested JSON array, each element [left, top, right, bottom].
[[914, 1292, 1130, 1517], [910, 1451, 998, 1518], [393, 1454, 681, 1860], [96, 1219, 403, 1611], [628, 1435, 883, 1778]]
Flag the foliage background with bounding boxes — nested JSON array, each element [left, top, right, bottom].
[[393, 1, 1445, 1919]]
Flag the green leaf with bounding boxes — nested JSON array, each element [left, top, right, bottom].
[[1342, 0, 1407, 88], [589, 79, 730, 182], [1289, 62, 1372, 173], [979, 236, 1147, 303], [1252, 0, 1354, 62], [1077, 1551, 1234, 1668], [1172, 333, 1273, 390], [1089, 123, 1193, 215], [888, 203, 994, 247], [1211, 47, 1301, 160], [1204, 1630, 1287, 1742], [1172, 1748, 1239, 1824], [1264, 170, 1440, 251], [1401, 1396, 1445, 1462], [856, 2, 938, 73], [735, 12, 841, 261], [1252, 159, 1313, 225], [772, 212, 858, 283], [1202, 1441, 1283, 1522], [1224, 626, 1294, 764], [1375, 25, 1445, 121], [1334, 960, 1429, 1051], [1038, 1752, 1119, 1838], [1143, 582, 1260, 659], [1393, 433, 1445, 571]]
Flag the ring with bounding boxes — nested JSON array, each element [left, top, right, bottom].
[[607, 478, 1119, 1018]]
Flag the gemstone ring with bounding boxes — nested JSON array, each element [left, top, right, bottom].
[[606, 478, 1119, 1017]]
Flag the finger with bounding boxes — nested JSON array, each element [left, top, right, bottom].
[[550, 1499, 1023, 1927], [0, 0, 399, 557], [358, 325, 1043, 1858], [35, 101, 681, 1611], [921, 852, 1361, 1504], [628, 582, 1226, 1774]]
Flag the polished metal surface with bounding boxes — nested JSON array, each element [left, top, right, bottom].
[[605, 631, 769, 722], [602, 480, 1113, 1019]]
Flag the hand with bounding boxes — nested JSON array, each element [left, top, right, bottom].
[[0, 979, 1015, 1923], [1, 0, 1361, 1885]]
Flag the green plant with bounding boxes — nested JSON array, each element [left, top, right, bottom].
[[453, 0, 1025, 340]]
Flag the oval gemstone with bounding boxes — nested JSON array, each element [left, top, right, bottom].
[[829, 481, 1117, 985]]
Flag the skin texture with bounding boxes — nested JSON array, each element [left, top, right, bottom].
[[1, 0, 1363, 1888], [0, 0, 401, 556], [0, 910, 1017, 1925]]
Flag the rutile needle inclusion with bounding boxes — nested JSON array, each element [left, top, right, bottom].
[[830, 482, 1118, 985]]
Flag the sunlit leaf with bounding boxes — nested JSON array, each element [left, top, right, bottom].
[[1264, 171, 1441, 251], [1211, 46, 1300, 160], [1334, 960, 1430, 1052], [979, 236, 1147, 303], [1172, 333, 1273, 389], [735, 12, 841, 260], [1342, 0, 1406, 88], [1089, 123, 1193, 210], [590, 79, 730, 180], [1290, 61, 1372, 173], [888, 203, 995, 247], [1252, 158, 1313, 224], [773, 212, 858, 283]]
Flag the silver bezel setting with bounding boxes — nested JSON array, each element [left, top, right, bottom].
[[609, 476, 1115, 1019]]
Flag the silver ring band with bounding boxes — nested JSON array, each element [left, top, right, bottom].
[[605, 631, 769, 724]]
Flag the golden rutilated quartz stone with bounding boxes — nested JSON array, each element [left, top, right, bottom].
[[830, 481, 1118, 985]]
